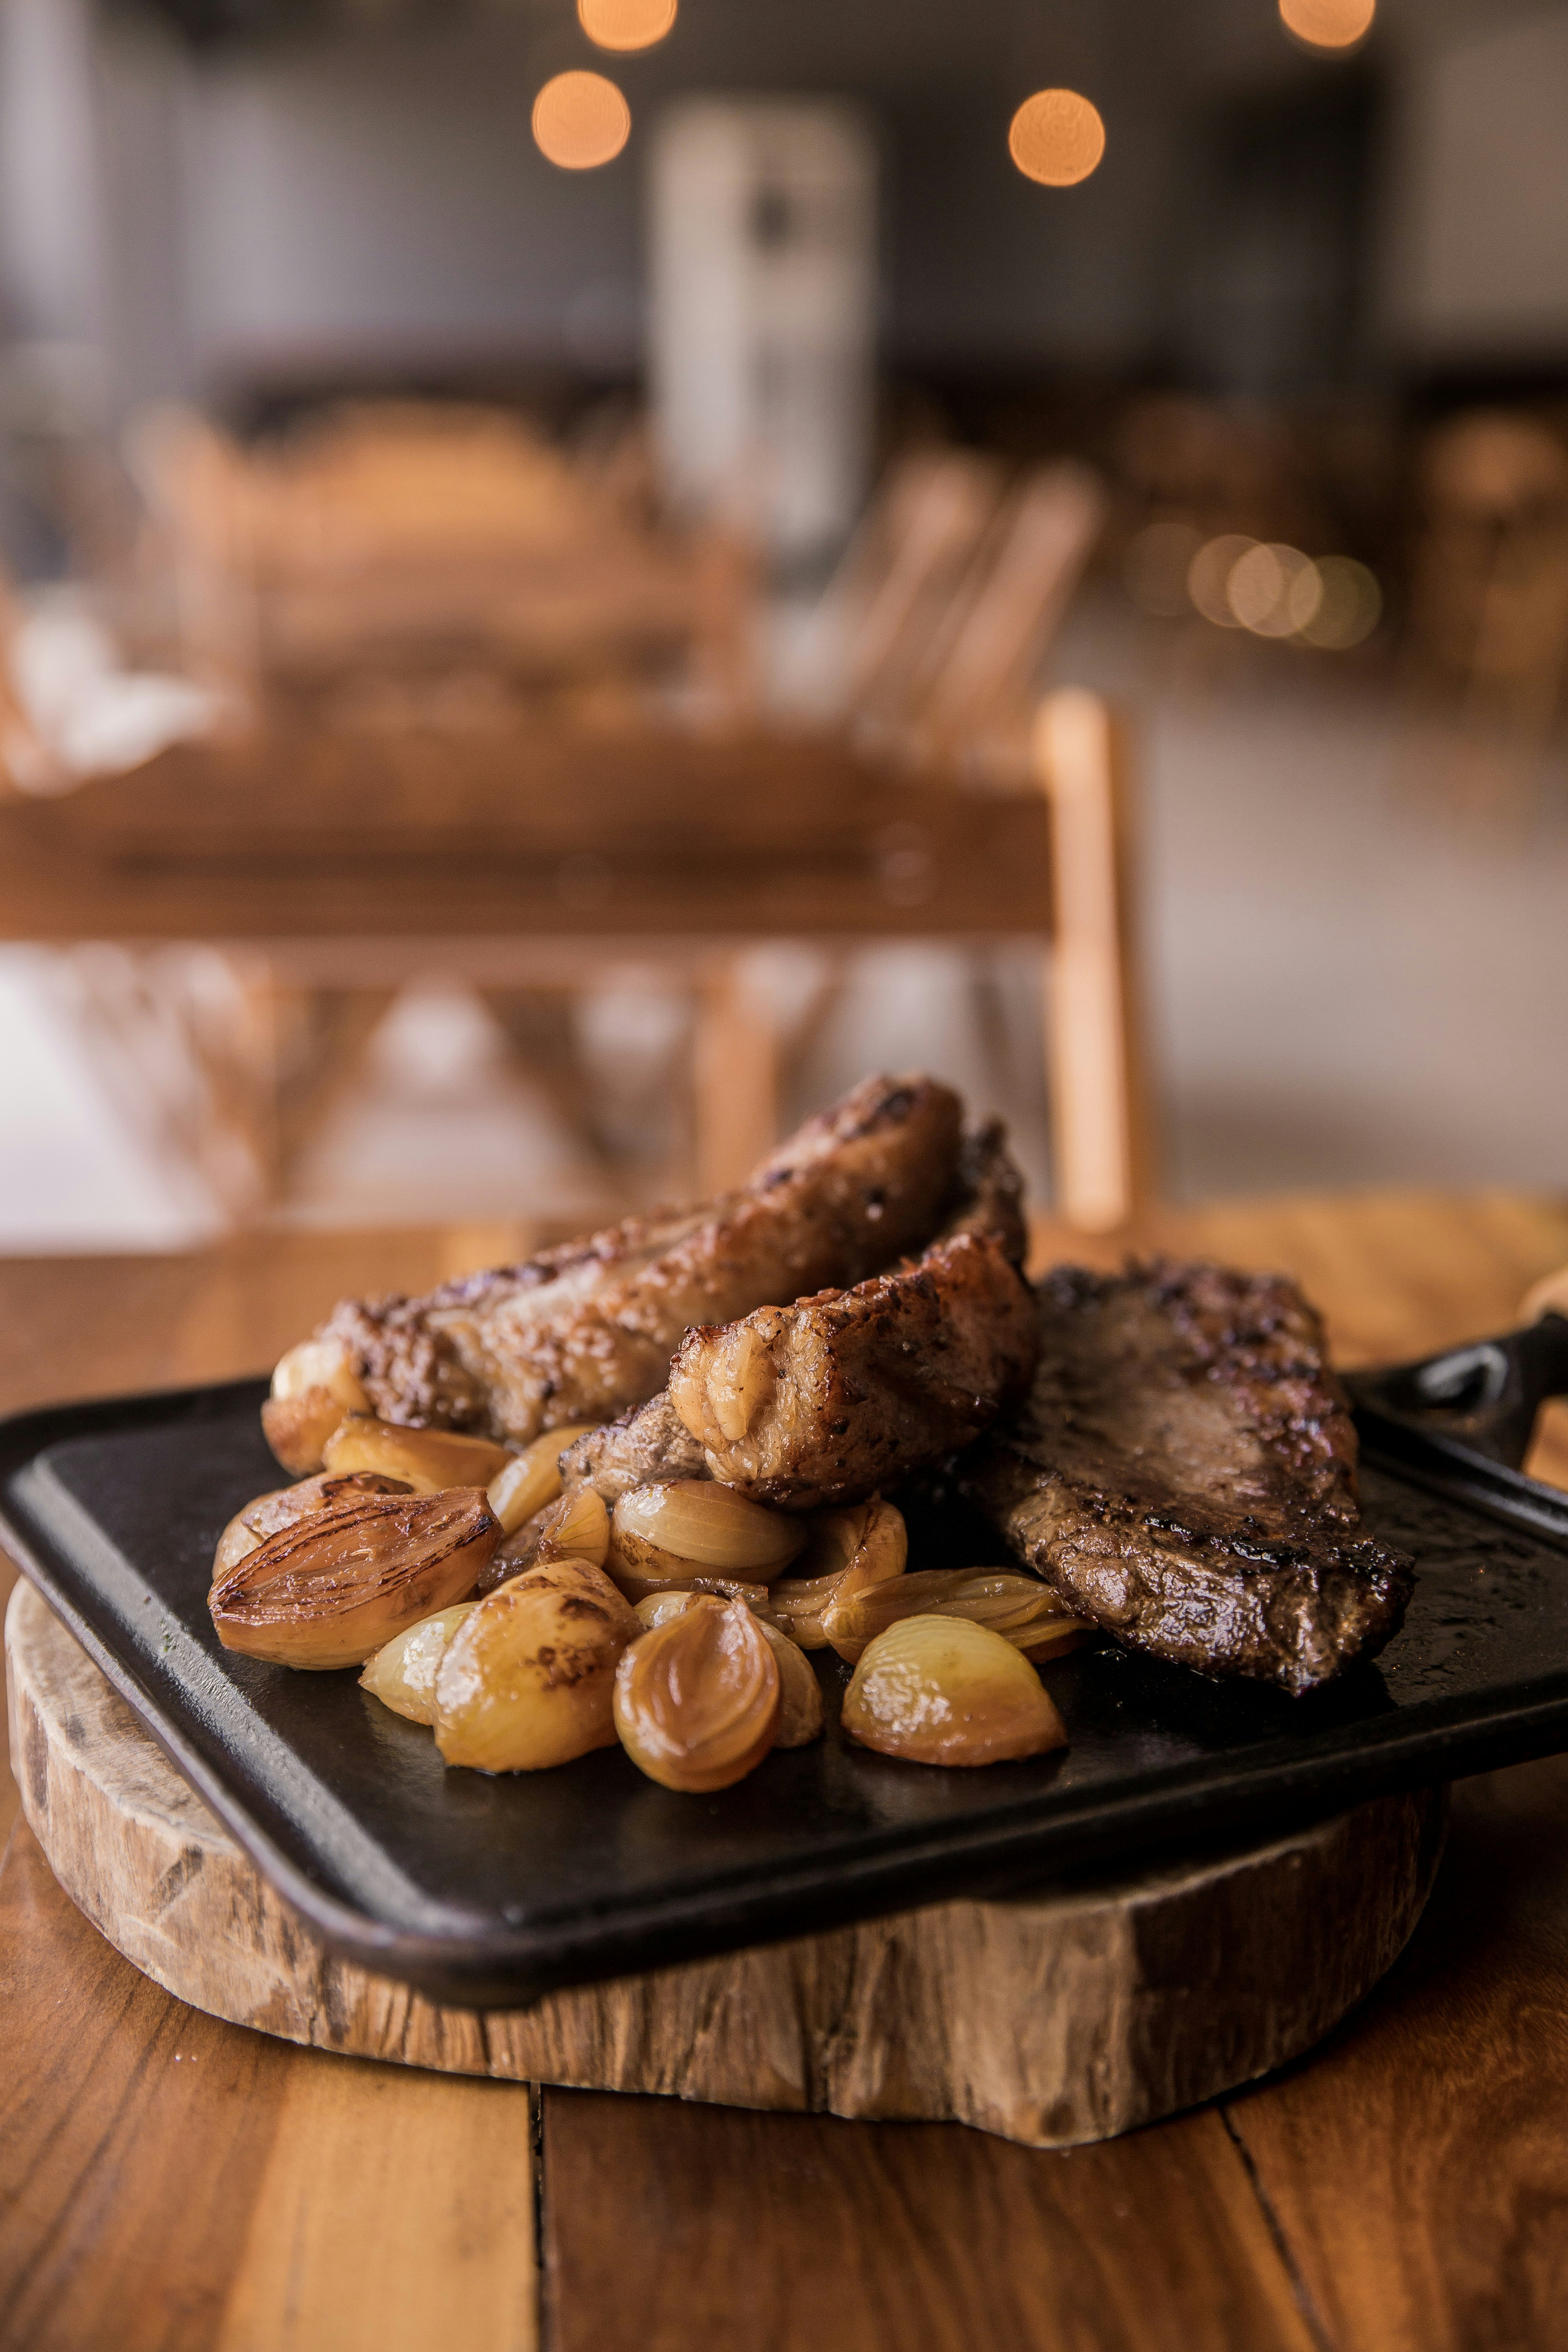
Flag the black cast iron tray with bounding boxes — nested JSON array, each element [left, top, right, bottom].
[[4, 1312, 1568, 2008]]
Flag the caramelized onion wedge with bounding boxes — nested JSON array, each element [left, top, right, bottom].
[[608, 1481, 806, 1589], [842, 1616, 1067, 1768], [487, 1425, 600, 1535], [262, 1338, 371, 1474], [361, 1603, 477, 1724], [475, 1485, 610, 1595], [824, 1565, 1075, 1664], [213, 1471, 413, 1581], [434, 1559, 641, 1772], [210, 1488, 500, 1670], [323, 1414, 511, 1494], [770, 1498, 906, 1650], [613, 1597, 781, 1793], [756, 1620, 825, 1748]]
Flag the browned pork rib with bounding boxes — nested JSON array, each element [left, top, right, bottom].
[[310, 1074, 964, 1447], [967, 1260, 1414, 1695], [667, 1125, 1038, 1509]]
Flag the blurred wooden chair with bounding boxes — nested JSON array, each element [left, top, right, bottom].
[[1406, 411, 1568, 752], [2, 676, 1150, 1234], [11, 419, 1137, 1235], [809, 448, 1105, 783], [127, 401, 758, 726]]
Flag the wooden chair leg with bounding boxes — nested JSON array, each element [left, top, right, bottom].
[[692, 956, 779, 1195], [1034, 689, 1153, 1233]]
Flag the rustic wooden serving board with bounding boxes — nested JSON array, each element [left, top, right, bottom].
[[7, 1580, 1446, 2150]]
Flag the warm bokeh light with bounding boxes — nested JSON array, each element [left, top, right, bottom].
[[1279, 0, 1375, 51], [1184, 536, 1381, 649], [577, 0, 677, 53], [1298, 557, 1382, 649], [1008, 90, 1106, 188], [532, 71, 631, 171], [1187, 535, 1255, 627], [1227, 542, 1315, 637]]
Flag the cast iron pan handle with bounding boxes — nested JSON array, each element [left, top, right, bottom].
[[1350, 1267, 1568, 1472]]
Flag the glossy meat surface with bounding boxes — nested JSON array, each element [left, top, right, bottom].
[[669, 1127, 1038, 1509], [319, 1074, 964, 1446], [968, 1259, 1414, 1694]]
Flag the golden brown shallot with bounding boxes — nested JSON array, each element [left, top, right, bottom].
[[841, 1615, 1068, 1768], [475, 1483, 612, 1594], [613, 1596, 780, 1792], [486, 1425, 600, 1535], [322, 1414, 511, 1494], [261, 1336, 372, 1474], [433, 1559, 640, 1771], [755, 1619, 825, 1748], [768, 1498, 906, 1650], [360, 1603, 478, 1724], [607, 1481, 807, 1594], [823, 1567, 1083, 1665], [212, 1470, 412, 1582], [209, 1488, 500, 1670]]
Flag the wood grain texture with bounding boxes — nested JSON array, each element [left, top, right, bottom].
[[0, 1818, 537, 2352], [6, 1579, 1444, 2151], [213, 2057, 536, 2352], [0, 1819, 294, 2352], [1226, 1753, 1568, 2352], [539, 2091, 1321, 2352]]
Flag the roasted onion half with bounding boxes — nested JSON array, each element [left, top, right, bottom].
[[607, 1480, 806, 1597], [479, 1484, 611, 1593], [841, 1615, 1068, 1768], [209, 1488, 500, 1670], [823, 1567, 1085, 1665], [261, 1336, 371, 1475], [613, 1596, 781, 1792], [212, 1470, 413, 1583], [768, 1498, 906, 1649], [323, 1414, 512, 1494], [434, 1558, 641, 1771], [360, 1603, 478, 1725]]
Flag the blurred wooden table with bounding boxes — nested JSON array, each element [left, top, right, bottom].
[[4, 1190, 1568, 2352]]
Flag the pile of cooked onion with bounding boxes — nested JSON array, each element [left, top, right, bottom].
[[209, 1412, 1079, 1790]]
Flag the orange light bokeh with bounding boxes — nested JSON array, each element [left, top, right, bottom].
[[532, 71, 631, 171], [1008, 90, 1106, 188], [1279, 0, 1375, 51], [577, 0, 677, 53]]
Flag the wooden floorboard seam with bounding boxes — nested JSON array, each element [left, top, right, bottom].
[[1220, 2108, 1338, 2352], [531, 2085, 552, 2352]]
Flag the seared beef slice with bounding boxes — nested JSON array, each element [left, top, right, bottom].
[[969, 1260, 1413, 1694]]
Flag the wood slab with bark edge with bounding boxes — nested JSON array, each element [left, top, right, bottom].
[[7, 1580, 1443, 2152]]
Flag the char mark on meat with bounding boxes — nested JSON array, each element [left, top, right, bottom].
[[967, 1258, 1413, 1695]]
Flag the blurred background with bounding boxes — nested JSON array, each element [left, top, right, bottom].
[[0, 0, 1564, 1250]]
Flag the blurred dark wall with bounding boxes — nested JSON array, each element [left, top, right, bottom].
[[0, 0, 1563, 424]]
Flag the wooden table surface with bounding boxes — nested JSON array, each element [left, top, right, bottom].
[[4, 1191, 1568, 2352]]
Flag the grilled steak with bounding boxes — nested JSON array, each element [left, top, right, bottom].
[[314, 1073, 964, 1446], [968, 1259, 1413, 1694], [559, 1391, 709, 1504], [669, 1125, 1038, 1509]]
